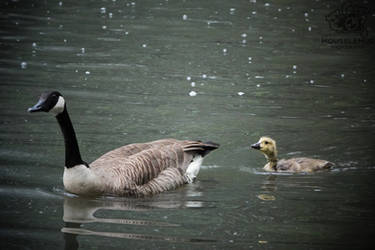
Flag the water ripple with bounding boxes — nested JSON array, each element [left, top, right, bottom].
[[61, 227, 217, 243]]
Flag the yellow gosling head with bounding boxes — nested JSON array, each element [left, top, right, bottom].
[[251, 136, 278, 160]]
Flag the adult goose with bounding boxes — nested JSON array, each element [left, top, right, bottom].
[[28, 91, 219, 197], [251, 136, 334, 173]]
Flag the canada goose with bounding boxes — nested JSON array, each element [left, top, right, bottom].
[[251, 136, 334, 172], [28, 91, 219, 197]]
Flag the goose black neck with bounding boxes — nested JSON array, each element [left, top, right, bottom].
[[56, 106, 87, 168]]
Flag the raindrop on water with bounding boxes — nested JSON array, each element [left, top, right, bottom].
[[20, 61, 27, 69], [189, 91, 197, 97], [100, 7, 106, 14], [186, 76, 191, 81], [182, 14, 188, 20]]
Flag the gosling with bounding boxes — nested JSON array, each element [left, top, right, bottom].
[[251, 136, 334, 172]]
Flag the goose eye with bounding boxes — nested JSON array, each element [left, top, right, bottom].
[[264, 141, 269, 145]]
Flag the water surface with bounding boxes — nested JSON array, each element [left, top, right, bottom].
[[1, 0, 375, 249]]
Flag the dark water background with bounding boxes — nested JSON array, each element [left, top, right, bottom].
[[1, 0, 375, 249]]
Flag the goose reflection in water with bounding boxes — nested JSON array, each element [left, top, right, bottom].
[[61, 182, 217, 249]]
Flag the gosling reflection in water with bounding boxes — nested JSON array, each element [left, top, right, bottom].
[[261, 175, 278, 192]]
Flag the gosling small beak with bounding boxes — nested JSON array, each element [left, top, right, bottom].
[[251, 142, 261, 150], [28, 99, 44, 113]]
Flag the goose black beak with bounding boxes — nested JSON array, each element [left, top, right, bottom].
[[251, 142, 261, 150], [28, 99, 45, 113]]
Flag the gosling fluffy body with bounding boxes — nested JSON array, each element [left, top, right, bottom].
[[251, 136, 334, 172]]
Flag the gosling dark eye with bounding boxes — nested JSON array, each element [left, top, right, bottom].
[[264, 141, 269, 145]]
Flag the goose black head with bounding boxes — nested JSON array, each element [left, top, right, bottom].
[[28, 91, 65, 115]]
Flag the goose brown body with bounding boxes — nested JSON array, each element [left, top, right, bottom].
[[82, 139, 218, 196], [251, 136, 334, 173]]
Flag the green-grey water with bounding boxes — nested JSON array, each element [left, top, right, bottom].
[[1, 0, 375, 249]]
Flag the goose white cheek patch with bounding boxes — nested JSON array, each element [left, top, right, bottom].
[[51, 96, 65, 115]]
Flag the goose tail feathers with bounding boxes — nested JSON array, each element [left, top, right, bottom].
[[183, 141, 220, 157]]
